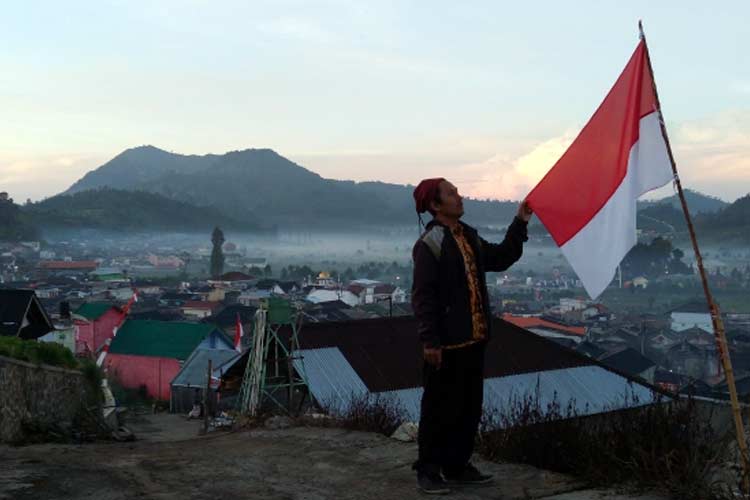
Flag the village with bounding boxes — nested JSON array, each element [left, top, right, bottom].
[[3, 1, 750, 497], [2, 222, 750, 499]]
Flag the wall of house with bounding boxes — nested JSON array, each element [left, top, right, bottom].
[[0, 355, 94, 443], [75, 309, 125, 355], [105, 354, 180, 401], [671, 312, 712, 333]]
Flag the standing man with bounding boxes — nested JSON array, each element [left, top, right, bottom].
[[411, 178, 531, 494]]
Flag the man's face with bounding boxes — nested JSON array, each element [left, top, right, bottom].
[[432, 181, 464, 219]]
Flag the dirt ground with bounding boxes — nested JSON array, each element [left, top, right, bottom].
[[0, 413, 664, 500]]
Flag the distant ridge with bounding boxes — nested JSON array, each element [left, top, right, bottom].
[[25, 188, 257, 232], [56, 145, 745, 236], [61, 146, 521, 229]]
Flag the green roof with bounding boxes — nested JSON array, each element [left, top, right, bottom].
[[109, 320, 217, 359], [75, 302, 117, 321]]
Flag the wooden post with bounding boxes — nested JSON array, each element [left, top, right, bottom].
[[639, 20, 750, 493], [202, 359, 212, 435]]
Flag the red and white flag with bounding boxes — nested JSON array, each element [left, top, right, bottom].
[[526, 39, 674, 299], [121, 289, 139, 315], [234, 313, 244, 353]]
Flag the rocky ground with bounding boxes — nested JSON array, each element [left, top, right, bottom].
[[0, 413, 665, 500]]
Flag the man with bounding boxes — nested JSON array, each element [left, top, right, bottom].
[[411, 178, 531, 494]]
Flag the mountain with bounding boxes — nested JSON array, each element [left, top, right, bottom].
[[694, 194, 750, 243], [0, 197, 38, 241], [24, 188, 256, 233], [638, 189, 728, 215], [636, 194, 750, 244], [67, 145, 219, 194], [62, 146, 520, 229]]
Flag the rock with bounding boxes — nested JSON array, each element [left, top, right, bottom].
[[265, 416, 294, 430], [390, 422, 418, 442]]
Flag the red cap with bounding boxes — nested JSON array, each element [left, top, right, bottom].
[[413, 178, 446, 214]]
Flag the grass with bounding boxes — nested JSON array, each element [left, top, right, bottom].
[[310, 392, 407, 437], [477, 387, 736, 500], [0, 336, 78, 369]]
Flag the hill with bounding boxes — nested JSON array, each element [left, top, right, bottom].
[[0, 197, 38, 241], [62, 146, 519, 229], [24, 188, 256, 233], [638, 189, 728, 214], [635, 194, 750, 244]]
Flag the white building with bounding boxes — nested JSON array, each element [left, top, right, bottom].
[[670, 302, 712, 333]]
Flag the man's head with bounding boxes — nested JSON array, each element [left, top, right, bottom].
[[413, 178, 464, 221]]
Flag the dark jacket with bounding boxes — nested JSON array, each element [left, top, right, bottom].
[[411, 217, 528, 348]]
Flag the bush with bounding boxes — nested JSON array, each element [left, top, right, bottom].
[[0, 336, 77, 369], [313, 392, 407, 436], [478, 386, 734, 500]]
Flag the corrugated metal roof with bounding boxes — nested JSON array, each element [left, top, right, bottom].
[[297, 348, 657, 425], [171, 348, 239, 387], [74, 302, 117, 321], [293, 348, 368, 412], [481, 366, 656, 425], [109, 320, 220, 359], [289, 316, 592, 392]]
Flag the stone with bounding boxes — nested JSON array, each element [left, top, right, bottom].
[[264, 415, 294, 430], [390, 421, 418, 442]]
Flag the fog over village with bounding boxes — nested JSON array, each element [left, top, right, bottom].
[[2, 2, 750, 500]]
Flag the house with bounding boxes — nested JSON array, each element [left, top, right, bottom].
[[182, 301, 221, 319], [159, 292, 197, 307], [274, 281, 300, 295], [301, 300, 353, 323], [72, 302, 126, 355], [104, 320, 233, 400], [238, 289, 272, 306], [218, 316, 662, 425], [599, 347, 657, 383], [670, 301, 713, 333], [345, 280, 407, 306], [208, 272, 255, 288], [38, 320, 76, 352], [90, 268, 127, 282], [632, 276, 649, 289], [502, 313, 586, 344], [37, 260, 98, 274], [665, 340, 719, 380], [576, 341, 606, 359], [0, 289, 55, 340], [306, 288, 360, 307], [243, 257, 267, 271], [170, 348, 240, 414], [204, 304, 257, 338]]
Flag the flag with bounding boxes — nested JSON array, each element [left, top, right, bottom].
[[526, 39, 673, 299], [234, 313, 244, 352], [122, 289, 139, 315]]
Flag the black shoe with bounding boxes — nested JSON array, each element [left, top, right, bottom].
[[416, 472, 451, 495], [443, 463, 494, 485]]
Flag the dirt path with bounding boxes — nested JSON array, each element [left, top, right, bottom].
[[0, 414, 664, 500]]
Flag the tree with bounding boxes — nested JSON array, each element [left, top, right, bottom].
[[210, 227, 225, 278]]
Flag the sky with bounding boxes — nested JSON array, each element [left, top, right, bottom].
[[1, 0, 748, 203]]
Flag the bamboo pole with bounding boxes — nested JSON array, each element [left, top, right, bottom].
[[638, 20, 749, 494]]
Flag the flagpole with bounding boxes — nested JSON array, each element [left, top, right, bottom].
[[638, 20, 749, 493]]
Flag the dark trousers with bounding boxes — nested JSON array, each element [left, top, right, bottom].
[[416, 341, 485, 475]]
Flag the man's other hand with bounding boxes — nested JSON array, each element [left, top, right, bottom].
[[517, 200, 533, 222], [424, 346, 442, 369]]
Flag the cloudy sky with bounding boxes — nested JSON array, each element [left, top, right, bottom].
[[2, 0, 748, 203]]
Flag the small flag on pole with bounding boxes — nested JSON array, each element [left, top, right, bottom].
[[234, 313, 244, 353], [122, 289, 139, 315], [526, 39, 674, 299]]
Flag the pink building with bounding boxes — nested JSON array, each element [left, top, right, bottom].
[[73, 303, 125, 356], [104, 320, 233, 400]]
